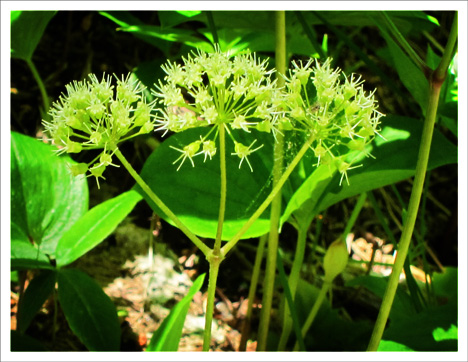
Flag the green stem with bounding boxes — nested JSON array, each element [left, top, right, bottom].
[[26, 58, 50, 118], [367, 13, 457, 351], [202, 123, 228, 351], [380, 12, 429, 75], [342, 192, 367, 239], [294, 280, 331, 351], [254, 12, 286, 350], [112, 146, 211, 257], [221, 132, 316, 256], [239, 234, 268, 351], [202, 253, 222, 351], [277, 217, 311, 350]]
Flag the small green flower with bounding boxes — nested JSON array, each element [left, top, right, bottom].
[[42, 73, 156, 187], [280, 58, 383, 184], [153, 47, 279, 171]]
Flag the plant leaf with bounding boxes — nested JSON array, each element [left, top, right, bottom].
[[11, 132, 89, 255], [11, 11, 56, 61], [17, 269, 56, 333], [378, 302, 457, 351], [11, 222, 53, 270], [57, 268, 120, 351], [282, 115, 457, 226], [136, 128, 274, 240], [55, 190, 142, 267], [146, 273, 205, 351]]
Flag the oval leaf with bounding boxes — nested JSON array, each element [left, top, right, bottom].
[[57, 268, 120, 351], [56, 190, 142, 267], [137, 128, 274, 240], [11, 132, 89, 255], [17, 269, 56, 333], [146, 273, 205, 351]]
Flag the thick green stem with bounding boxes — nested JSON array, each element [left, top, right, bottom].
[[202, 253, 222, 351], [367, 13, 457, 352], [239, 234, 268, 351], [255, 11, 286, 350], [112, 146, 211, 257], [202, 123, 228, 351], [26, 58, 50, 119]]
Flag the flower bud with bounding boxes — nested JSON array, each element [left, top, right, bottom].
[[323, 239, 348, 283], [69, 163, 88, 176]]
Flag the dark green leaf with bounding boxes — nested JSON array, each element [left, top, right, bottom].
[[282, 115, 457, 226], [295, 279, 372, 351], [375, 20, 429, 112], [56, 190, 142, 267], [11, 132, 88, 255], [17, 270, 56, 333], [57, 268, 120, 351], [146, 273, 205, 351], [11, 11, 56, 61], [432, 267, 458, 301], [11, 330, 47, 351], [136, 128, 274, 240], [158, 10, 202, 28], [379, 302, 457, 351], [11, 224, 53, 270], [345, 275, 415, 321]]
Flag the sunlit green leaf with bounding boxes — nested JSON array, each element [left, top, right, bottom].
[[11, 132, 88, 255], [146, 273, 205, 351], [56, 190, 142, 267]]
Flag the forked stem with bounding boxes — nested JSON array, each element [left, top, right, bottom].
[[112, 145, 211, 257]]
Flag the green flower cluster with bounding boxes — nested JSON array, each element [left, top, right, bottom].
[[43, 74, 155, 187], [153, 47, 281, 171], [43, 48, 383, 186], [280, 58, 384, 185]]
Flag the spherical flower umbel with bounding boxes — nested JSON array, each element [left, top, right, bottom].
[[42, 73, 156, 187], [153, 47, 280, 171], [280, 58, 384, 185]]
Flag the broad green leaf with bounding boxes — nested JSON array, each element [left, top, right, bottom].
[[282, 115, 457, 226], [56, 190, 142, 267], [378, 340, 415, 351], [146, 273, 205, 351], [11, 132, 88, 255], [379, 302, 457, 351], [433, 324, 458, 342], [10, 330, 47, 351], [17, 270, 56, 333], [136, 128, 274, 240], [11, 11, 56, 61], [57, 268, 120, 351]]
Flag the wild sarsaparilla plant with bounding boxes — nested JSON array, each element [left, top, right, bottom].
[[43, 46, 382, 351]]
